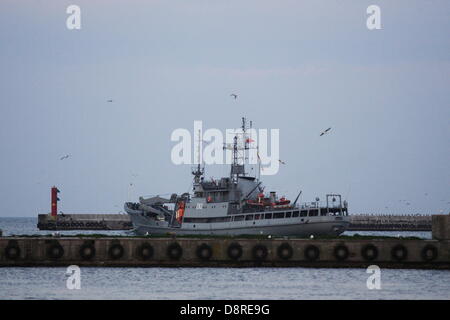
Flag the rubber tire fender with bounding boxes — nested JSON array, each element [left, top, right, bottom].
[[333, 245, 349, 261], [252, 244, 268, 261], [421, 244, 438, 262], [196, 243, 213, 261], [167, 242, 183, 260], [79, 244, 96, 260], [227, 242, 243, 261], [4, 245, 21, 260], [361, 244, 378, 261], [391, 244, 408, 262], [108, 244, 124, 260], [47, 243, 64, 260], [137, 243, 154, 260], [304, 245, 320, 261], [277, 243, 293, 260]]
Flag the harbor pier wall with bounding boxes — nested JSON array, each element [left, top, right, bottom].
[[1, 236, 448, 269], [2, 215, 445, 269]]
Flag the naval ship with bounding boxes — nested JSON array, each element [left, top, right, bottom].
[[125, 118, 350, 236]]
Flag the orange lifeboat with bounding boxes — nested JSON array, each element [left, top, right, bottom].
[[176, 201, 185, 223]]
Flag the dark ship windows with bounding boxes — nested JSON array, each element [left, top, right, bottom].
[[285, 212, 292, 218], [293, 211, 300, 217], [320, 208, 328, 216], [274, 212, 285, 219], [184, 218, 208, 223], [330, 208, 342, 216], [245, 215, 254, 221], [233, 215, 245, 222], [300, 210, 308, 217], [184, 217, 232, 223], [254, 214, 261, 220], [309, 209, 319, 216], [264, 213, 273, 219], [211, 216, 232, 223]]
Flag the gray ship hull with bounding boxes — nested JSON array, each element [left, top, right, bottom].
[[129, 212, 349, 237]]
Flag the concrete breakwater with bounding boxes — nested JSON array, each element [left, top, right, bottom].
[[37, 214, 133, 231], [348, 214, 432, 231], [1, 236, 449, 269], [38, 213, 433, 231]]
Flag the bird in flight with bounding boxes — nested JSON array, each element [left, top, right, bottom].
[[107, 99, 113, 103], [60, 155, 70, 160], [230, 94, 238, 100], [320, 127, 332, 136], [279, 159, 286, 165]]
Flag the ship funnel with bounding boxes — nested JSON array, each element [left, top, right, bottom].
[[270, 192, 276, 203]]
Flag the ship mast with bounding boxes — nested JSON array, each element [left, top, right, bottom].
[[192, 129, 204, 185], [229, 117, 252, 183]]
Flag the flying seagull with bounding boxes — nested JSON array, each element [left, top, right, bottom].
[[279, 159, 286, 165], [320, 127, 332, 136], [230, 94, 238, 100], [60, 155, 70, 160], [107, 99, 113, 103]]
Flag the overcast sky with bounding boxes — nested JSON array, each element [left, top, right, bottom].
[[0, 0, 449, 217]]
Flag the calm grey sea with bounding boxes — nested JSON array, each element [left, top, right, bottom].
[[1, 217, 449, 300]]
